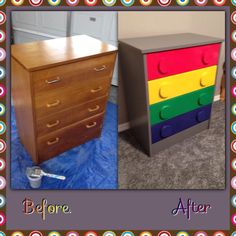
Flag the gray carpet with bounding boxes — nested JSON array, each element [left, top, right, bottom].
[[118, 101, 225, 189]]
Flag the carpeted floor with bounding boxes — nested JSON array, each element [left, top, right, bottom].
[[11, 101, 118, 190], [118, 101, 225, 190]]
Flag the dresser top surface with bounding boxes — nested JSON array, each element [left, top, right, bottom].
[[11, 35, 117, 71], [119, 33, 223, 53]]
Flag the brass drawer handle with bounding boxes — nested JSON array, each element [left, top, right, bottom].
[[47, 137, 59, 146], [88, 105, 100, 112], [86, 122, 97, 129], [46, 100, 60, 108], [91, 86, 102, 93], [45, 77, 61, 84], [94, 65, 106, 72], [46, 120, 60, 128]]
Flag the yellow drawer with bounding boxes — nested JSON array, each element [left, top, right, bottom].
[[148, 66, 217, 105]]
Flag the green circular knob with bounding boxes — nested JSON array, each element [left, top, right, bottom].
[[160, 105, 172, 120], [198, 93, 209, 106]]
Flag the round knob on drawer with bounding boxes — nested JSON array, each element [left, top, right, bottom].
[[160, 125, 173, 138], [159, 84, 171, 99], [200, 73, 209, 87], [160, 105, 172, 120], [158, 61, 168, 74], [196, 110, 207, 122], [202, 52, 211, 65], [198, 93, 209, 106]]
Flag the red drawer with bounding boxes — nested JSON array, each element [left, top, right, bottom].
[[146, 43, 221, 81]]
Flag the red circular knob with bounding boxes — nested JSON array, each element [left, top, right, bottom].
[[158, 61, 168, 74], [202, 52, 211, 65]]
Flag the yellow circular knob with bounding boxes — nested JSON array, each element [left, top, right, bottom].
[[200, 75, 209, 87], [159, 84, 171, 99]]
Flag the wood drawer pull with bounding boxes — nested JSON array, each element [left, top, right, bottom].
[[47, 137, 60, 146], [94, 65, 106, 72], [86, 122, 97, 129], [45, 77, 61, 84], [91, 86, 102, 93], [46, 100, 60, 108], [46, 120, 60, 128], [88, 105, 100, 112]]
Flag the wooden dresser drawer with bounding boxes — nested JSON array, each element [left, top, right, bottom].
[[148, 66, 217, 105], [32, 53, 116, 94], [36, 96, 107, 136], [151, 104, 212, 143], [11, 35, 117, 163], [37, 114, 104, 163], [146, 43, 220, 81], [150, 86, 214, 125], [34, 75, 110, 119]]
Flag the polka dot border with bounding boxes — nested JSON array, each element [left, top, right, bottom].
[[0, 195, 5, 208], [47, 0, 61, 6], [102, 0, 116, 6], [212, 0, 226, 6], [0, 212, 5, 226], [11, 0, 24, 5], [231, 48, 236, 61], [139, 0, 152, 5], [66, 232, 79, 236], [120, 0, 135, 6], [121, 232, 135, 236], [103, 231, 116, 236], [0, 158, 6, 171], [0, 0, 6, 6], [48, 231, 61, 236], [140, 232, 152, 236], [85, 231, 98, 236], [157, 232, 171, 236], [0, 67, 5, 80], [194, 232, 208, 236], [176, 0, 189, 6], [0, 121, 6, 135], [11, 232, 24, 236], [231, 11, 236, 25], [176, 232, 189, 236], [232, 104, 236, 115], [29, 0, 44, 6], [66, 0, 79, 6], [84, 0, 98, 6], [194, 0, 208, 6], [0, 103, 5, 116], [29, 231, 43, 236], [157, 0, 172, 6], [0, 12, 6, 25]]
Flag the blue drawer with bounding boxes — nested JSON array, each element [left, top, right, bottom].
[[151, 104, 212, 144]]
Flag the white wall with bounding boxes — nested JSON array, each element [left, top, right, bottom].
[[11, 11, 118, 85]]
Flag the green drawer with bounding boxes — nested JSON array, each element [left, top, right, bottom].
[[149, 86, 215, 125]]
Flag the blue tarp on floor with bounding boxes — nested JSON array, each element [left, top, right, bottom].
[[11, 102, 117, 190]]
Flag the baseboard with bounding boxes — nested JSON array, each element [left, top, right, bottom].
[[118, 122, 130, 132], [13, 27, 59, 39], [214, 94, 221, 102], [118, 95, 221, 133]]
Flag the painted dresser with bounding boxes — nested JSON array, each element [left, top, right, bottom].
[[119, 33, 223, 156], [11, 35, 117, 163]]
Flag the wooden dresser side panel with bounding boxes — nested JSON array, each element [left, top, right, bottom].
[[11, 57, 37, 163], [119, 43, 151, 154]]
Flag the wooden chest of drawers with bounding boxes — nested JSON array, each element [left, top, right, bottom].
[[119, 33, 223, 156], [11, 35, 117, 163]]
